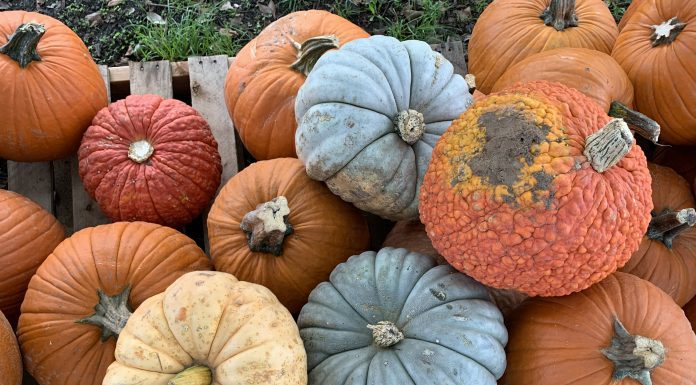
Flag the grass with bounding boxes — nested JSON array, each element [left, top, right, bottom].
[[604, 0, 633, 22]]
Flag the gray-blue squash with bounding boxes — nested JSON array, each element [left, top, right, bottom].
[[297, 247, 508, 385], [294, 35, 473, 221]]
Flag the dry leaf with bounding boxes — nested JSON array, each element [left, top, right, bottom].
[[220, 1, 233, 10], [146, 12, 166, 25], [258, 0, 276, 18], [107, 0, 125, 6]]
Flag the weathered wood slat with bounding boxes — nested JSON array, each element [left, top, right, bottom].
[[430, 40, 468, 76], [7, 161, 53, 213], [129, 60, 174, 98], [52, 158, 73, 234]]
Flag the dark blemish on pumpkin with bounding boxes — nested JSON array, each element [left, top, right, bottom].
[[446, 304, 453, 310], [195, 280, 205, 286], [531, 171, 556, 209], [346, 120, 355, 129], [176, 307, 187, 321], [198, 272, 215, 276], [429, 288, 446, 301]]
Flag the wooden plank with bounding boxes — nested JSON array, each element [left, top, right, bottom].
[[430, 40, 468, 76], [110, 58, 234, 84], [129, 60, 173, 98], [98, 64, 111, 102], [7, 161, 54, 214]]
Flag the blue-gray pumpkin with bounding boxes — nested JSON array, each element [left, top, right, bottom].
[[294, 35, 473, 220], [297, 247, 508, 385]]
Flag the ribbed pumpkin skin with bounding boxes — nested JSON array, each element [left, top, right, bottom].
[[224, 10, 369, 160], [78, 94, 222, 228], [468, 0, 618, 94], [612, 0, 696, 145], [0, 311, 21, 385], [0, 189, 64, 325], [492, 48, 634, 112], [420, 81, 652, 297], [207, 158, 370, 315], [17, 222, 212, 385], [501, 272, 696, 385], [620, 163, 696, 306], [0, 11, 107, 161], [618, 0, 646, 30]]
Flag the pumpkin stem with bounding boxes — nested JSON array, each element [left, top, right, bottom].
[[583, 119, 633, 173], [394, 109, 426, 145], [609, 101, 660, 144], [367, 321, 404, 348], [601, 317, 665, 385], [651, 17, 686, 47], [0, 22, 45, 68], [168, 365, 212, 385], [540, 0, 578, 31], [128, 139, 155, 163], [647, 208, 696, 249], [290, 35, 340, 76], [76, 286, 133, 342], [240, 196, 293, 256], [465, 74, 477, 93]]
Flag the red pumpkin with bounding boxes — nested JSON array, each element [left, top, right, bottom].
[[0, 189, 64, 326], [78, 94, 222, 228], [0, 11, 107, 161]]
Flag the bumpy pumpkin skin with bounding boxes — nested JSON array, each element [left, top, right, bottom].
[[620, 163, 696, 306], [207, 158, 370, 315], [298, 248, 508, 385], [0, 189, 65, 326], [420, 81, 653, 297], [296, 35, 472, 221], [224, 10, 368, 160], [79, 94, 222, 228], [501, 272, 696, 385], [492, 48, 634, 112], [468, 0, 619, 94], [0, 11, 107, 161], [17, 222, 212, 385], [103, 271, 307, 385], [0, 311, 22, 385], [612, 0, 696, 145]]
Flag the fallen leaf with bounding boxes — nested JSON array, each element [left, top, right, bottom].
[[220, 1, 233, 11], [107, 0, 125, 6], [85, 11, 103, 27], [258, 0, 276, 18], [146, 12, 166, 25]]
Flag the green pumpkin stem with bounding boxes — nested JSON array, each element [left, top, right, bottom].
[[601, 318, 665, 385], [167, 365, 212, 385], [0, 22, 45, 68], [240, 196, 293, 256], [651, 17, 686, 47], [367, 321, 404, 348], [609, 101, 660, 144], [583, 118, 633, 173], [290, 35, 340, 76], [76, 286, 133, 342], [647, 208, 696, 248], [540, 0, 578, 31]]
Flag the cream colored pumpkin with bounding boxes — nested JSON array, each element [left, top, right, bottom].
[[102, 271, 307, 385]]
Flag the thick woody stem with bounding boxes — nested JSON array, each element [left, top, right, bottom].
[[240, 196, 293, 256], [651, 17, 686, 47], [584, 119, 634, 173], [76, 286, 133, 342], [601, 318, 665, 385], [128, 140, 155, 163], [167, 365, 212, 385], [647, 208, 696, 248], [540, 0, 578, 31], [609, 101, 660, 144], [394, 109, 425, 145], [367, 321, 404, 348], [290, 35, 340, 76], [0, 22, 45, 68]]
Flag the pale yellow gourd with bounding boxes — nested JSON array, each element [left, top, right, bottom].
[[102, 271, 307, 385]]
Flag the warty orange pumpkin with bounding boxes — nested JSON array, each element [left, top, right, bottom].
[[419, 80, 654, 297]]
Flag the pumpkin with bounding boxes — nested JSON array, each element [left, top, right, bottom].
[[224, 10, 368, 161], [0, 189, 64, 326], [619, 163, 696, 306], [17, 222, 212, 385], [103, 271, 307, 385], [420, 80, 653, 297], [618, 0, 646, 30], [207, 158, 370, 315], [685, 296, 696, 331], [383, 221, 528, 318], [501, 272, 696, 385], [297, 247, 508, 384], [0, 311, 21, 385], [468, 0, 619, 94], [651, 145, 696, 191], [0, 11, 107, 162], [295, 35, 473, 221], [78, 94, 222, 228], [612, 0, 696, 145]]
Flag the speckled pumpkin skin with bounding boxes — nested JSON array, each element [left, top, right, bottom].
[[419, 81, 652, 297]]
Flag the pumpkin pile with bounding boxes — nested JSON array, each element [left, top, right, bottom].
[[1, 1, 696, 385]]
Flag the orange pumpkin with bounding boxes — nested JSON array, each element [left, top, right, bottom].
[[468, 0, 619, 94], [17, 222, 212, 385], [207, 158, 370, 315], [0, 189, 64, 326], [0, 311, 21, 385], [420, 81, 653, 297], [651, 145, 696, 188], [224, 10, 369, 160], [620, 163, 696, 306], [612, 0, 696, 145], [618, 0, 646, 30], [0, 11, 107, 161], [502, 272, 696, 385]]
